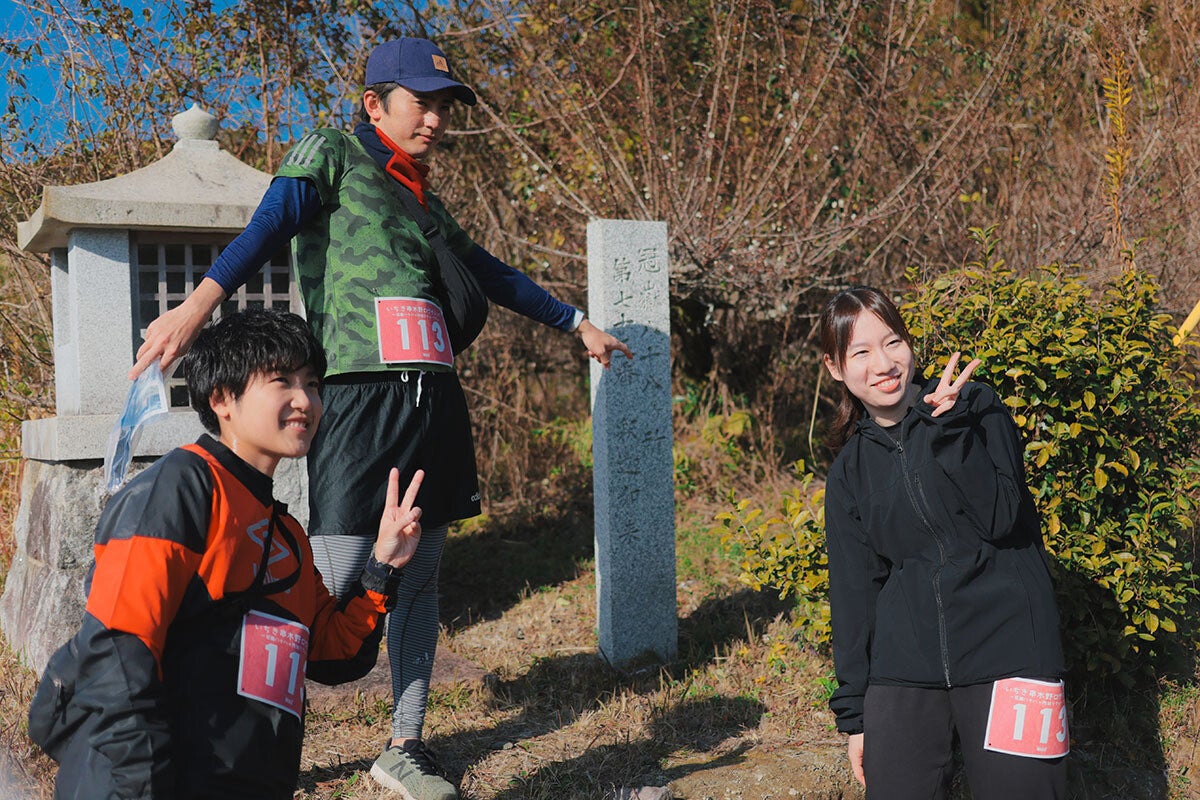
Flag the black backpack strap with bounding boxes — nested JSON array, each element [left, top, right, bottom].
[[389, 186, 454, 296], [385, 185, 490, 355], [391, 185, 439, 240], [391, 184, 456, 268], [207, 506, 302, 620]]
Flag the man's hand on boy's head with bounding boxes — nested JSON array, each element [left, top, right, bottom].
[[129, 278, 226, 379], [374, 468, 424, 568]]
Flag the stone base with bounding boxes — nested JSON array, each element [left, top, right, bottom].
[[1, 447, 310, 675], [306, 643, 491, 716], [22, 411, 204, 462], [0, 458, 104, 673], [0, 552, 87, 671]]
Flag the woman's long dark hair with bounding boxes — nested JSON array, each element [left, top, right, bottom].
[[818, 287, 915, 449]]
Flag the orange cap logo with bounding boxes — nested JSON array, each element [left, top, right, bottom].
[[432, 55, 448, 72]]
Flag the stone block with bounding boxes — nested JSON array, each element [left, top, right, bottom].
[[50, 248, 76, 413], [3, 449, 309, 674], [61, 228, 135, 416], [0, 552, 87, 673], [22, 459, 107, 571], [587, 219, 677, 666], [22, 411, 205, 461], [23, 416, 309, 526], [274, 456, 310, 529]]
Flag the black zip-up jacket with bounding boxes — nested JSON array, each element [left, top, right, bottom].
[[824, 379, 1064, 734]]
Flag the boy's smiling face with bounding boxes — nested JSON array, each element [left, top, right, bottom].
[[210, 366, 322, 476]]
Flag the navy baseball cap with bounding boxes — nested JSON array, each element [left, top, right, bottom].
[[365, 38, 477, 106]]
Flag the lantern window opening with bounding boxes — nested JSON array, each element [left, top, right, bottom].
[[132, 233, 299, 409]]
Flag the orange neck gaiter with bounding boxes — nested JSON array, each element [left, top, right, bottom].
[[374, 127, 432, 209]]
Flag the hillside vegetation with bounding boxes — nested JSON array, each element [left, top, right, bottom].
[[5, 0, 1200, 449], [2, 1, 1200, 797]]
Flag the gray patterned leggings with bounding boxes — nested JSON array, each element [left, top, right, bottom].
[[309, 524, 448, 740]]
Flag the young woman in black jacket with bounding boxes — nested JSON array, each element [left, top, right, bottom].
[[819, 287, 1067, 799]]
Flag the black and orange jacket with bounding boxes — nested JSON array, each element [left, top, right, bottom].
[[31, 436, 400, 800]]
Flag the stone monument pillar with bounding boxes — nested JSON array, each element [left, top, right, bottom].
[[587, 219, 677, 666], [1, 105, 305, 672]]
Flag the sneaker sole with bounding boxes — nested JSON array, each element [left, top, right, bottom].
[[369, 762, 421, 800]]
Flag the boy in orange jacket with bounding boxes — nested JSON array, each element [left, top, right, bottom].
[[30, 308, 423, 799]]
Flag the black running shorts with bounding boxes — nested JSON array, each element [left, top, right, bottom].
[[307, 370, 481, 536]]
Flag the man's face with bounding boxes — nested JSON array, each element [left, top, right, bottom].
[[365, 85, 457, 160]]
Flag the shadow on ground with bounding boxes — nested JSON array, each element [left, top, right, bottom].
[[437, 588, 792, 797], [437, 477, 595, 632], [482, 695, 766, 799], [298, 695, 772, 799], [1052, 561, 1196, 800], [303, 482, 1196, 798], [298, 585, 795, 797]]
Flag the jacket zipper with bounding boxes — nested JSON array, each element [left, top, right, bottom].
[[892, 437, 953, 688]]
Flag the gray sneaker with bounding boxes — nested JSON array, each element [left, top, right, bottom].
[[369, 740, 459, 800]]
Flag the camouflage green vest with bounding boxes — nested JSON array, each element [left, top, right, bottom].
[[276, 128, 477, 375]]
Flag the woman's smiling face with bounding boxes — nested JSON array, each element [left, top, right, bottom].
[[823, 309, 916, 426]]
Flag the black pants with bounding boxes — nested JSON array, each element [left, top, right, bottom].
[[863, 683, 1067, 800]]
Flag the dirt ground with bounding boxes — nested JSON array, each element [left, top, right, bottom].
[[661, 745, 859, 799], [3, 500, 1194, 800], [304, 636, 863, 800]]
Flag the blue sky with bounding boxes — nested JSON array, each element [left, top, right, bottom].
[[2, 0, 133, 144], [1, 0, 248, 146], [2, 0, 56, 111], [1, 0, 430, 151]]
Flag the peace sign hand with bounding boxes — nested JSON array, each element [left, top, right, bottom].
[[923, 352, 981, 417], [373, 469, 424, 568]]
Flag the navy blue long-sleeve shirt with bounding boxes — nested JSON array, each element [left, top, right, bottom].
[[205, 176, 581, 331]]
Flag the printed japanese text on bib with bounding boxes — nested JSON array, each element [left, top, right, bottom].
[[376, 297, 453, 367], [983, 677, 1069, 758], [237, 610, 309, 719]]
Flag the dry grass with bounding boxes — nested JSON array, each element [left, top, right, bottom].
[[3, 5, 1199, 795], [290, 473, 845, 799], [1160, 681, 1200, 798], [1, 416, 1199, 799], [294, 562, 837, 799], [0, 642, 53, 800]]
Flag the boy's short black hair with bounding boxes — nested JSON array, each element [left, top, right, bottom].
[[183, 308, 326, 434]]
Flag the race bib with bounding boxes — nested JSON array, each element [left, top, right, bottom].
[[237, 610, 309, 719], [983, 677, 1069, 759], [376, 297, 453, 367]]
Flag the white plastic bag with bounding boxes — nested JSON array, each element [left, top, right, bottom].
[[103, 360, 170, 493]]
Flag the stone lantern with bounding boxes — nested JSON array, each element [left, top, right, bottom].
[[1, 105, 307, 671]]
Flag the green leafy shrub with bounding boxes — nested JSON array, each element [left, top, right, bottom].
[[724, 227, 1200, 681], [903, 228, 1200, 681], [673, 379, 758, 497], [717, 464, 831, 647]]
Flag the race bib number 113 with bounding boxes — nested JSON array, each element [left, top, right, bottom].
[[983, 677, 1069, 759], [376, 297, 453, 367]]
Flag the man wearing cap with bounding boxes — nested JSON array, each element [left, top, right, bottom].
[[131, 37, 631, 800]]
